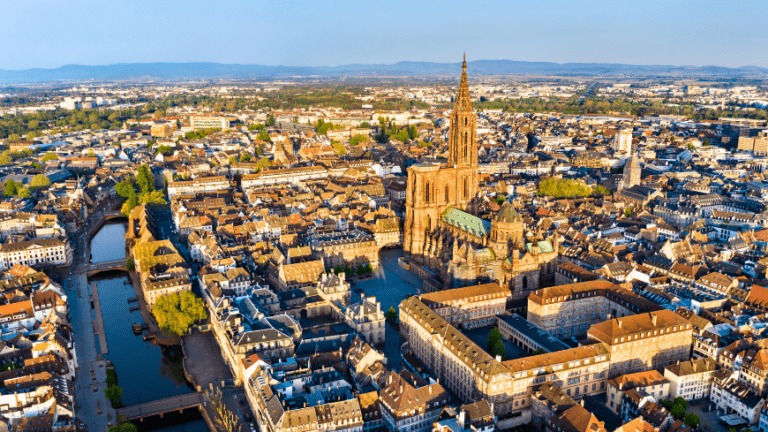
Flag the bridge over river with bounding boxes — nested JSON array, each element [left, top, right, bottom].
[[116, 392, 204, 421]]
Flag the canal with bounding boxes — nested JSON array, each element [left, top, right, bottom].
[[90, 221, 208, 432], [349, 248, 421, 370]]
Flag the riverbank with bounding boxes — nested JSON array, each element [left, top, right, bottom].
[[126, 268, 181, 345]]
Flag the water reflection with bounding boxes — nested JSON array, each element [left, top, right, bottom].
[[90, 221, 126, 263]]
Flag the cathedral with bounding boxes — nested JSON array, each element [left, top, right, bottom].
[[403, 56, 558, 300]]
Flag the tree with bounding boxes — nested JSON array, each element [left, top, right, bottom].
[[121, 189, 139, 217], [228, 156, 237, 164], [0, 153, 11, 165], [532, 348, 547, 355], [494, 195, 506, 205], [156, 145, 174, 156], [17, 187, 31, 198], [205, 388, 240, 432], [385, 306, 398, 322], [624, 207, 632, 217], [257, 130, 271, 142], [673, 397, 688, 411], [670, 403, 686, 419], [592, 185, 611, 196], [537, 178, 593, 198], [104, 385, 123, 404], [41, 152, 58, 162], [490, 340, 506, 360], [152, 291, 208, 337], [125, 257, 135, 271], [241, 153, 252, 162], [660, 398, 674, 410], [136, 164, 154, 194], [487, 327, 503, 352], [267, 115, 276, 126], [703, 138, 710, 146], [349, 134, 369, 146], [115, 180, 134, 198], [333, 265, 343, 275], [363, 263, 373, 274], [684, 413, 700, 428], [30, 174, 51, 190], [4, 180, 18, 196], [108, 422, 138, 432]]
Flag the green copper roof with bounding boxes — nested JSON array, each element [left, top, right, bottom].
[[441, 207, 491, 237], [526, 240, 554, 254]]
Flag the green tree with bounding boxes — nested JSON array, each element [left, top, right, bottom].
[[385, 306, 398, 322], [229, 156, 237, 164], [156, 145, 174, 156], [363, 263, 373, 274], [333, 265, 343, 275], [537, 178, 593, 198], [136, 164, 154, 194], [41, 152, 58, 162], [267, 115, 276, 126], [0, 152, 12, 165], [30, 174, 51, 190], [671, 404, 686, 419], [592, 185, 611, 196], [4, 180, 18, 196], [703, 138, 709, 146], [356, 264, 365, 275], [104, 385, 123, 404], [660, 398, 673, 410], [138, 190, 167, 207], [532, 349, 546, 355], [125, 257, 135, 271], [257, 130, 271, 142], [121, 189, 139, 217], [115, 180, 134, 198], [490, 340, 506, 360], [487, 327, 503, 352], [673, 397, 688, 411], [152, 291, 208, 337], [241, 153, 252, 162], [17, 187, 31, 198], [349, 134, 369, 146], [109, 422, 139, 432], [684, 413, 700, 428], [624, 207, 632, 217]]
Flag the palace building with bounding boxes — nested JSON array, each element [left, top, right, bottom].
[[403, 56, 557, 299]]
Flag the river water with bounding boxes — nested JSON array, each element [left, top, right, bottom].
[[90, 221, 208, 431]]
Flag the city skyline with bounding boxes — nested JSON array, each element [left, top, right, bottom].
[[0, 0, 766, 70]]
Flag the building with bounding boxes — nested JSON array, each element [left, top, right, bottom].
[[587, 310, 693, 377], [404, 56, 481, 260], [527, 280, 662, 340], [343, 295, 385, 345], [131, 239, 191, 308], [496, 313, 570, 354], [418, 283, 509, 330], [711, 370, 764, 426], [664, 357, 717, 400], [168, 176, 229, 197], [606, 370, 670, 415], [190, 115, 230, 130], [615, 129, 633, 154], [0, 238, 71, 270], [620, 148, 642, 190], [310, 230, 380, 270], [378, 371, 449, 432]]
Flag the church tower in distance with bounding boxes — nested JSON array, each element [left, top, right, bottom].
[[404, 55, 479, 259]]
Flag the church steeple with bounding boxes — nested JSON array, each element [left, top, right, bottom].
[[448, 54, 477, 168], [454, 53, 472, 113]]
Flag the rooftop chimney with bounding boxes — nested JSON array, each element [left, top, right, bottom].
[[652, 313, 658, 326]]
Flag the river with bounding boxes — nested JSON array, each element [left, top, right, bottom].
[[90, 221, 208, 432], [349, 248, 421, 370]]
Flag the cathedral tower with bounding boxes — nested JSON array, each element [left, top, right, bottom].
[[404, 55, 480, 258]]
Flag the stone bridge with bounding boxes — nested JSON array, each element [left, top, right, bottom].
[[116, 392, 204, 421], [87, 210, 126, 238], [83, 258, 127, 276]]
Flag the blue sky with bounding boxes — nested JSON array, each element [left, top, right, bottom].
[[0, 0, 765, 70]]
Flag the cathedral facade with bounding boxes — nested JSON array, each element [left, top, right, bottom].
[[403, 56, 558, 300]]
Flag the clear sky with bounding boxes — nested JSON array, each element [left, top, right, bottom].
[[1, 0, 766, 70]]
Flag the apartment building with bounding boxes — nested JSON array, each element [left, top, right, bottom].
[[241, 166, 328, 188], [343, 295, 385, 345], [399, 296, 610, 428], [711, 370, 764, 426], [379, 371, 449, 432], [606, 371, 670, 415], [587, 310, 693, 377], [527, 280, 662, 340], [740, 348, 768, 397], [664, 358, 717, 400], [418, 282, 509, 329], [190, 115, 231, 130], [310, 230, 380, 270], [0, 238, 71, 270], [168, 176, 230, 197]]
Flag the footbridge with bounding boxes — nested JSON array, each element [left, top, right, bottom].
[[116, 392, 204, 421], [83, 258, 128, 276]]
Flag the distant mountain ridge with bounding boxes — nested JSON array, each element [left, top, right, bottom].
[[1, 60, 767, 83]]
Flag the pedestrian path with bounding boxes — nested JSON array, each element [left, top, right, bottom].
[[90, 282, 109, 355]]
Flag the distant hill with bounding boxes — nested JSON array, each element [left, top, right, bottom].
[[1, 60, 767, 83]]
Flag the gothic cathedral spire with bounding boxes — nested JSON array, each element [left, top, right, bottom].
[[448, 54, 477, 168]]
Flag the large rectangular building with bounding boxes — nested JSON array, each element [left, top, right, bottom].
[[418, 282, 509, 330], [528, 280, 662, 340], [587, 309, 693, 377]]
